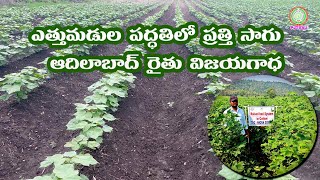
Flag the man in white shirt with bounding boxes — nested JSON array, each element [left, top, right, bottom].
[[223, 96, 250, 138]]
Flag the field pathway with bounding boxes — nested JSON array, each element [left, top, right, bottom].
[[82, 2, 224, 180]]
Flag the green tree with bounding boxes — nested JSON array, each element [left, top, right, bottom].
[[266, 88, 276, 98]]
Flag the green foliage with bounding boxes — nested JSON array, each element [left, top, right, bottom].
[[209, 94, 317, 178], [286, 36, 320, 57], [185, 0, 219, 25], [143, 3, 171, 26], [65, 71, 135, 151], [39, 2, 167, 174], [197, 72, 230, 95], [238, 43, 265, 56], [289, 71, 320, 110], [0, 2, 159, 102], [261, 94, 317, 175], [218, 165, 297, 180], [65, 103, 115, 150], [123, 45, 146, 56], [266, 88, 276, 98], [198, 0, 320, 59], [0, 38, 44, 67], [173, 4, 186, 27], [209, 98, 270, 177], [18, 2, 167, 180], [32, 151, 97, 180], [220, 80, 303, 97], [0, 1, 156, 67], [208, 111, 247, 165], [33, 71, 136, 180], [174, 5, 204, 55], [0, 66, 48, 101], [0, 54, 8, 66], [174, 5, 229, 96], [185, 38, 204, 55], [40, 151, 98, 167]]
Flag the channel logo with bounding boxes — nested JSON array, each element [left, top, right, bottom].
[[289, 6, 309, 30]]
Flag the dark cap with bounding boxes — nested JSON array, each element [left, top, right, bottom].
[[230, 96, 238, 102]]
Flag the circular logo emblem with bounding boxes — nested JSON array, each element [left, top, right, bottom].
[[289, 6, 309, 25]]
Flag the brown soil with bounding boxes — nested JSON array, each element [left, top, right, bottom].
[[81, 2, 225, 180], [0, 6, 163, 180], [0, 49, 52, 78]]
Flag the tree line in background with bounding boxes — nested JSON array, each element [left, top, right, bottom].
[[220, 80, 304, 97]]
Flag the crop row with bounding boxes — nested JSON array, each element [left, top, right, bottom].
[[194, 0, 320, 59], [174, 1, 230, 97], [198, 0, 320, 42], [0, 3, 162, 102], [189, 0, 294, 67], [31, 70, 136, 180], [29, 2, 172, 179], [0, 2, 150, 66], [189, 0, 320, 105], [288, 71, 320, 110]]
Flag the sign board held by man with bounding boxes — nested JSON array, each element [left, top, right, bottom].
[[248, 106, 275, 126]]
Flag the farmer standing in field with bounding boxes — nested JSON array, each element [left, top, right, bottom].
[[223, 96, 250, 139]]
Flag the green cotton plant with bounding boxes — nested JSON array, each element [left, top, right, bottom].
[[65, 134, 103, 152], [84, 71, 135, 108], [122, 45, 147, 55], [104, 19, 124, 28], [0, 38, 45, 67], [173, 5, 186, 27], [32, 151, 97, 180], [193, 0, 235, 25], [174, 6, 204, 55], [27, 3, 160, 178], [36, 71, 137, 179], [142, 3, 171, 26], [65, 103, 115, 150], [50, 44, 92, 57], [0, 45, 93, 102], [185, 0, 219, 25], [33, 71, 136, 179], [185, 38, 204, 55], [117, 3, 161, 26], [0, 45, 10, 65], [288, 71, 320, 110], [0, 54, 7, 66], [286, 36, 320, 56], [260, 95, 317, 176], [65, 71, 136, 151], [0, 32, 10, 44], [208, 111, 247, 169], [197, 72, 230, 95], [174, 5, 228, 96], [238, 42, 265, 56], [28, 3, 162, 177], [0, 66, 48, 101]]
